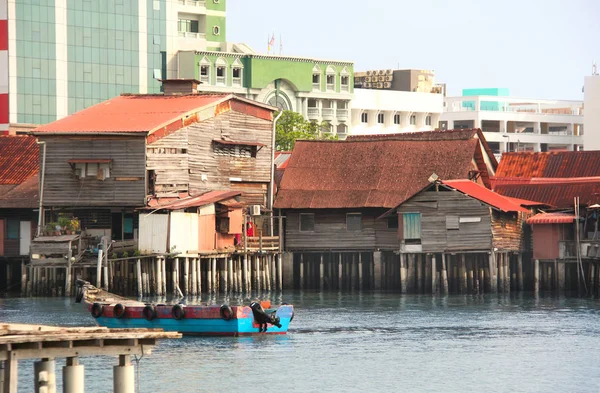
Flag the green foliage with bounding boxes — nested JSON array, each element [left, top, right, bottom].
[[111, 252, 118, 260], [57, 216, 71, 230], [133, 249, 141, 257], [275, 110, 338, 151], [121, 251, 129, 258]]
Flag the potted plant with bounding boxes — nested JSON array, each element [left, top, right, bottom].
[[58, 217, 71, 235], [45, 223, 56, 236], [69, 218, 81, 234]]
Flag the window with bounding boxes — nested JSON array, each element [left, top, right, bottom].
[[200, 64, 210, 83], [410, 115, 416, 125], [216, 65, 226, 85], [232, 67, 241, 80], [394, 114, 400, 125], [6, 220, 19, 240], [402, 213, 421, 240], [340, 75, 350, 90], [213, 142, 257, 158], [299, 213, 315, 232], [346, 213, 362, 231], [178, 19, 199, 33], [377, 113, 384, 124], [312, 73, 321, 90], [361, 112, 368, 123], [387, 215, 399, 229], [426, 115, 432, 126], [70, 160, 111, 181], [326, 74, 335, 90], [212, 25, 221, 35]]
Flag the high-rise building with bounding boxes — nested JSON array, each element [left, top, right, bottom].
[[583, 72, 600, 151], [0, 0, 226, 132]]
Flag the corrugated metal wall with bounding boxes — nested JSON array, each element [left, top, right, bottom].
[[169, 212, 199, 254], [138, 213, 168, 254]]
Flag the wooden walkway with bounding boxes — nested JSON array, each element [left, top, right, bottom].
[[0, 323, 180, 393]]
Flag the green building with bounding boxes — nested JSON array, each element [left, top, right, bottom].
[[177, 50, 354, 137]]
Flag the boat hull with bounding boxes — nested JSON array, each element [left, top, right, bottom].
[[87, 303, 293, 336]]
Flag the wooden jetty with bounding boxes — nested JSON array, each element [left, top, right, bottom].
[[0, 323, 180, 393]]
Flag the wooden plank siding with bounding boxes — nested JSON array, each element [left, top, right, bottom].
[[284, 209, 398, 251], [40, 136, 146, 207], [492, 210, 525, 251], [0, 209, 37, 258], [396, 190, 492, 253], [187, 111, 272, 206], [146, 128, 189, 198]]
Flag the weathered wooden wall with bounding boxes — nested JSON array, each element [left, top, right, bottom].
[[40, 136, 146, 207], [492, 210, 524, 251], [397, 190, 492, 253], [284, 209, 398, 251], [146, 129, 189, 198], [187, 110, 272, 206]]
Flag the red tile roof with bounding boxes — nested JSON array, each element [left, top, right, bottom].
[[34, 94, 230, 134], [496, 151, 600, 178], [0, 135, 39, 185], [145, 190, 241, 211], [274, 138, 482, 209], [442, 180, 534, 213], [526, 212, 577, 225]]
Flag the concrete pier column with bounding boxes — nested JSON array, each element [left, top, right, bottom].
[[277, 254, 283, 291], [488, 252, 498, 293], [63, 357, 84, 393], [113, 355, 134, 393], [399, 253, 407, 294], [534, 259, 540, 294], [373, 251, 382, 290], [319, 254, 325, 291], [281, 252, 293, 290], [34, 358, 56, 393]]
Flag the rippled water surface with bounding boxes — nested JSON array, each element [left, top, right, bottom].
[[1, 292, 600, 393]]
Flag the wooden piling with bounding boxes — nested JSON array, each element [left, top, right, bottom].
[[489, 252, 497, 293], [211, 258, 217, 293], [534, 259, 540, 294], [242, 255, 248, 292], [20, 260, 26, 297], [459, 254, 467, 294], [319, 254, 325, 291], [417, 254, 423, 294], [358, 253, 363, 291], [440, 254, 448, 295], [399, 254, 407, 294], [517, 253, 524, 291], [136, 259, 143, 297], [265, 255, 271, 292], [299, 253, 304, 290], [277, 254, 283, 291]]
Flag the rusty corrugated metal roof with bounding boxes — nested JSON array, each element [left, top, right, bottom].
[[0, 135, 39, 185], [495, 181, 600, 209], [0, 175, 40, 208], [274, 138, 481, 209], [274, 152, 292, 169], [496, 151, 600, 178]]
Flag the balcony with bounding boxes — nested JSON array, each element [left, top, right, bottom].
[[232, 77, 242, 88], [216, 76, 226, 85], [341, 84, 350, 92], [312, 83, 321, 92], [178, 0, 206, 6], [322, 108, 334, 121], [200, 75, 209, 84], [307, 107, 320, 120], [178, 31, 204, 39], [326, 84, 335, 92], [337, 109, 348, 121], [559, 240, 600, 259]]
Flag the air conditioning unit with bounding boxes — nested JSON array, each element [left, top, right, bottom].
[[75, 168, 85, 179], [250, 205, 261, 216]]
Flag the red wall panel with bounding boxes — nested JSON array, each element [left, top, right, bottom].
[[0, 20, 7, 51], [0, 94, 8, 124]]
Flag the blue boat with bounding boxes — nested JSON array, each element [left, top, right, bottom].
[[75, 280, 294, 336]]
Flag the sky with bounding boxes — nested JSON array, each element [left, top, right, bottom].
[[227, 0, 600, 100]]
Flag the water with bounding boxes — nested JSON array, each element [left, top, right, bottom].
[[1, 292, 600, 393]]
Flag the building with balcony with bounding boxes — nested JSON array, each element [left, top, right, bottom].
[[349, 88, 443, 136], [0, 0, 226, 131], [441, 88, 584, 158], [178, 50, 354, 138]]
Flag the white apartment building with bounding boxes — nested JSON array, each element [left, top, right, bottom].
[[349, 88, 443, 136], [584, 73, 600, 151], [441, 95, 584, 157]]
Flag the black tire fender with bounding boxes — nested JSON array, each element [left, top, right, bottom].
[[143, 305, 157, 321], [220, 304, 234, 321], [172, 304, 185, 320], [91, 303, 104, 318], [114, 303, 126, 319]]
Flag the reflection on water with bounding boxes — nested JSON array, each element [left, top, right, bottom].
[[1, 292, 600, 393]]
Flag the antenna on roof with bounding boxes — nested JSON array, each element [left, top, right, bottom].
[[593, 61, 598, 76], [428, 173, 439, 183]]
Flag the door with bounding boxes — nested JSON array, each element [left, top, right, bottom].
[[19, 221, 31, 256]]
